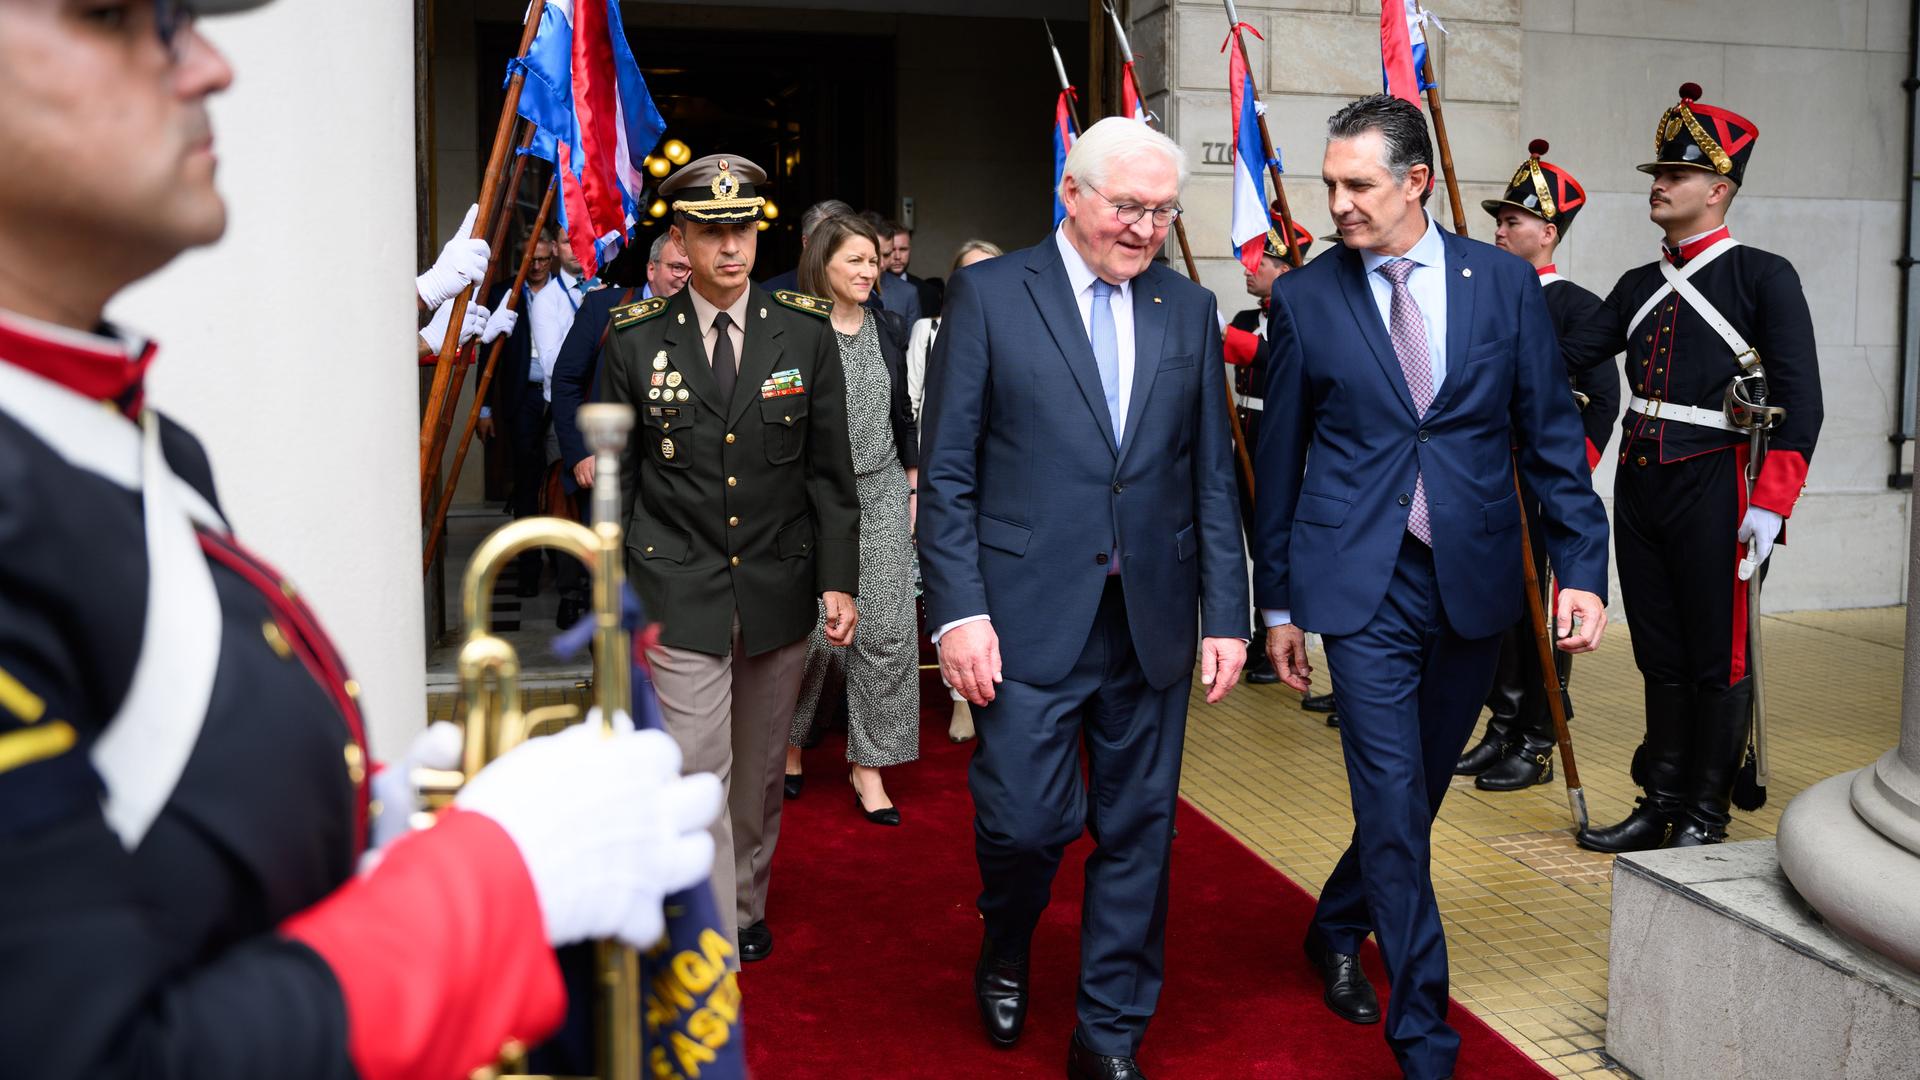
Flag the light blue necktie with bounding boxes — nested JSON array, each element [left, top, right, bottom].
[[1089, 279, 1122, 440]]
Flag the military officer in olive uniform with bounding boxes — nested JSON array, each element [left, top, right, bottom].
[[600, 155, 861, 962]]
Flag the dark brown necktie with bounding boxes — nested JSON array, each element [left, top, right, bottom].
[[711, 311, 737, 405]]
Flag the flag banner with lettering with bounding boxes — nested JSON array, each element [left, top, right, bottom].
[[1381, 0, 1440, 104], [550, 592, 745, 1080], [511, 0, 666, 277], [1053, 89, 1078, 227], [1225, 24, 1269, 273]]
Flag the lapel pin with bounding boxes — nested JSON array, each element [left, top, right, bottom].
[[1462, 268, 1473, 278], [1153, 296, 1162, 304]]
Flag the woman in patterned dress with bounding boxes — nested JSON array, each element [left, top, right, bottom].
[[783, 214, 922, 825]]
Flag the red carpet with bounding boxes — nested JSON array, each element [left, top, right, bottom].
[[743, 696, 1550, 1079]]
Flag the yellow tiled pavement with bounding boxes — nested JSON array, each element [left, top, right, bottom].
[[1178, 607, 1908, 1077]]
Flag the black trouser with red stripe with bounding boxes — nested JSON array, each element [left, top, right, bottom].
[[1613, 439, 1755, 840]]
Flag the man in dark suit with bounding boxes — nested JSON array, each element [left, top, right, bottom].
[[599, 154, 862, 963], [1456, 139, 1619, 792], [921, 116, 1247, 1080], [1223, 213, 1313, 687], [1254, 95, 1610, 1080]]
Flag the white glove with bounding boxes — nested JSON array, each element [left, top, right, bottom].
[[481, 305, 519, 345], [1737, 505, 1784, 581], [416, 203, 492, 309], [420, 293, 489, 351], [455, 711, 723, 950], [367, 721, 463, 853]]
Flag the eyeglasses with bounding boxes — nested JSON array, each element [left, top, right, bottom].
[[153, 0, 200, 63], [1087, 184, 1181, 227]]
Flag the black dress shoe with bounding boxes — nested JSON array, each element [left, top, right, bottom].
[[555, 597, 585, 631], [1246, 668, 1280, 685], [738, 921, 773, 963], [1475, 738, 1554, 792], [850, 773, 901, 826], [1575, 798, 1675, 853], [1301, 691, 1336, 713], [974, 936, 1030, 1047], [1303, 932, 1379, 1025], [783, 773, 804, 800], [1066, 1032, 1149, 1079]]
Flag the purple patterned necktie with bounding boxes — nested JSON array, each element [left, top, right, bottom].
[[1378, 258, 1433, 545]]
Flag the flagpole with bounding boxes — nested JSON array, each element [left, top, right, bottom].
[[1045, 21, 1082, 137], [421, 123, 538, 521], [1223, 1, 1303, 270], [423, 177, 560, 575], [1107, 1, 1257, 499], [419, 0, 549, 486], [1414, 2, 1469, 237]]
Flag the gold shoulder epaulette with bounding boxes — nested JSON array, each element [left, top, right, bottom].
[[611, 296, 669, 331], [773, 289, 833, 318]]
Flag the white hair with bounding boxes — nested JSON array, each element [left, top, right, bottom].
[[1058, 116, 1189, 204]]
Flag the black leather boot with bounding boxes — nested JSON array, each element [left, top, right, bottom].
[[1667, 679, 1752, 847], [1577, 682, 1690, 853], [1458, 630, 1524, 775], [1476, 731, 1556, 791]]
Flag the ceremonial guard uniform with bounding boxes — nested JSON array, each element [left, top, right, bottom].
[[1458, 140, 1619, 790], [1224, 215, 1313, 684], [0, 316, 561, 1079], [1562, 85, 1822, 850], [599, 155, 861, 956]]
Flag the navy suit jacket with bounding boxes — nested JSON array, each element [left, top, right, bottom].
[[550, 286, 636, 492], [1252, 231, 1608, 640], [919, 235, 1246, 691]]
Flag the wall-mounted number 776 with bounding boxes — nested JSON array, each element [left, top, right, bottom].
[[1200, 141, 1234, 166]]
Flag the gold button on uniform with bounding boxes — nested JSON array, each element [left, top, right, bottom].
[[730, 556, 741, 567], [261, 621, 292, 660], [726, 433, 736, 444], [1636, 455, 1649, 466], [728, 516, 739, 527], [343, 679, 361, 700], [343, 743, 366, 786], [727, 476, 737, 487]]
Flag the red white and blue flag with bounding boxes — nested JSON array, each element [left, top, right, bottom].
[[1052, 89, 1078, 227], [1120, 62, 1148, 123], [1225, 26, 1270, 273], [512, 0, 666, 277], [1381, 0, 1438, 105]]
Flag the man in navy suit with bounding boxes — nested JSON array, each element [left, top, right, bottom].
[[920, 117, 1247, 1080], [1254, 96, 1610, 1080]]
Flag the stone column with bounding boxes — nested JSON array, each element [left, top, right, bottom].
[[1776, 459, 1920, 973], [109, 1, 426, 754]]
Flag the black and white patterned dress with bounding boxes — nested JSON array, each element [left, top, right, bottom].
[[787, 310, 920, 767]]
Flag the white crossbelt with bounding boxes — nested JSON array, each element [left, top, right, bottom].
[[1237, 396, 1264, 412], [1627, 394, 1741, 433]]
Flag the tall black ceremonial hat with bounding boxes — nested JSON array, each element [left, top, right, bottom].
[[1481, 138, 1587, 232], [1263, 208, 1316, 261], [1638, 82, 1758, 187], [660, 155, 769, 223]]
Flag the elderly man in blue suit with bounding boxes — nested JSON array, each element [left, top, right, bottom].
[[920, 116, 1247, 1080], [1255, 95, 1611, 1080]]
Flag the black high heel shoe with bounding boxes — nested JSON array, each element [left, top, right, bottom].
[[850, 771, 901, 827], [783, 773, 804, 799]]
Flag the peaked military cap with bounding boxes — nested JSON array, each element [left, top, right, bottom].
[[660, 154, 769, 223], [1638, 82, 1758, 187], [1263, 209, 1316, 261], [1482, 138, 1587, 232]]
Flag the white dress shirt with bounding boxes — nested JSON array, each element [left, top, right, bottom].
[[1263, 214, 1449, 631], [526, 275, 580, 403], [933, 229, 1141, 645]]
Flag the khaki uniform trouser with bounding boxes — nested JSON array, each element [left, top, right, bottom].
[[646, 613, 807, 957]]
